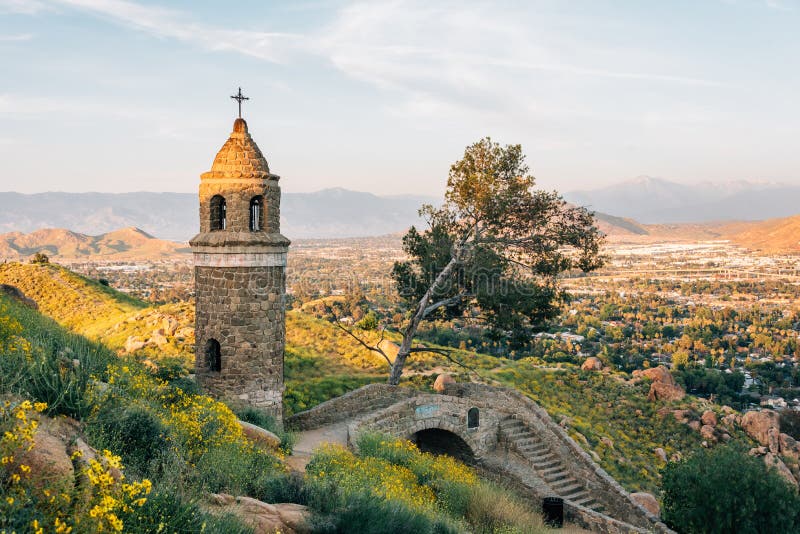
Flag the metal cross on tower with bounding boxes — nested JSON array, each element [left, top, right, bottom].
[[230, 87, 249, 118]]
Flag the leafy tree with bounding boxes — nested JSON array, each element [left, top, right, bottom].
[[29, 252, 49, 264], [661, 446, 800, 534], [359, 138, 602, 384]]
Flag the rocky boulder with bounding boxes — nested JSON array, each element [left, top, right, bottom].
[[764, 453, 799, 489], [239, 420, 281, 450], [580, 357, 603, 371], [433, 374, 456, 393], [630, 492, 660, 517], [648, 381, 685, 402], [633, 366, 676, 385], [741, 410, 781, 448], [17, 417, 75, 492], [700, 425, 717, 443], [207, 494, 310, 534], [701, 410, 717, 427], [124, 335, 146, 353]]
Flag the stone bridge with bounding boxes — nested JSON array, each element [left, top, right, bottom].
[[287, 383, 674, 534]]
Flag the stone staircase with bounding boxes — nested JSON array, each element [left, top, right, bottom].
[[499, 418, 606, 513]]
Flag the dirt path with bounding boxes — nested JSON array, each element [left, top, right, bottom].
[[286, 421, 349, 472]]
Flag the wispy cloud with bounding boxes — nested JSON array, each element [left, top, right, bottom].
[[24, 0, 729, 126], [50, 0, 308, 62], [0, 33, 33, 41], [0, 0, 50, 14]]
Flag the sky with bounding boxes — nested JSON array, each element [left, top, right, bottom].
[[1, 0, 799, 196]]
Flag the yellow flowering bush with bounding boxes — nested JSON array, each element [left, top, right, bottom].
[[77, 449, 152, 533], [306, 444, 436, 513], [1, 399, 152, 533]]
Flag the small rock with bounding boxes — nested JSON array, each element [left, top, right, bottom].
[[206, 494, 310, 534], [124, 336, 146, 353], [432, 374, 455, 393], [580, 357, 603, 371], [150, 332, 169, 347], [700, 425, 716, 442], [688, 420, 701, 432], [601, 437, 614, 449], [630, 492, 660, 517], [648, 381, 685, 402], [721, 413, 740, 428], [654, 447, 668, 462], [749, 446, 768, 456], [239, 420, 281, 450], [672, 409, 690, 423], [701, 410, 717, 427]]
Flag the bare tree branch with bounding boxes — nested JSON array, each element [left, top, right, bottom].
[[423, 292, 470, 318], [407, 346, 482, 378], [326, 305, 393, 368]]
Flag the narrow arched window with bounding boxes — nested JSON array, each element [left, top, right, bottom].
[[467, 407, 479, 429], [249, 196, 263, 232], [205, 338, 221, 372], [210, 195, 226, 231]]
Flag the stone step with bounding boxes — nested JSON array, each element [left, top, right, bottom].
[[564, 490, 589, 503], [525, 449, 555, 461], [517, 443, 548, 455], [542, 469, 569, 483], [505, 428, 533, 439], [499, 419, 525, 429], [529, 455, 559, 467], [539, 463, 567, 476], [551, 480, 584, 495], [516, 439, 547, 450], [514, 437, 543, 448], [571, 494, 596, 507]]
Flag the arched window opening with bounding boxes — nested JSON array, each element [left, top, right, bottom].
[[205, 338, 221, 372], [249, 196, 264, 232], [467, 407, 480, 429], [210, 195, 226, 231]]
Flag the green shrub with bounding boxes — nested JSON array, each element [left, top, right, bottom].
[[662, 446, 800, 534], [464, 482, 545, 534], [189, 441, 284, 499], [310, 492, 461, 534], [119, 488, 253, 534], [86, 403, 170, 478]]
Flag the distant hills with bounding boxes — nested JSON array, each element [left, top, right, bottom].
[[0, 189, 437, 242], [0, 227, 188, 261], [565, 176, 800, 224]]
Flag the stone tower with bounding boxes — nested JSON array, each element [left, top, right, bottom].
[[190, 117, 289, 420]]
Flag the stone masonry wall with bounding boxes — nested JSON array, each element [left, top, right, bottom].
[[195, 265, 285, 419], [285, 384, 417, 430]]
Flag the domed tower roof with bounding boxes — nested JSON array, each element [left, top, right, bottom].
[[203, 118, 274, 180]]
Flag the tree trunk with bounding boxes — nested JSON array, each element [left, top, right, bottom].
[[387, 256, 460, 385]]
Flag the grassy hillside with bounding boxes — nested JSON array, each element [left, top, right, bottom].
[[0, 273, 565, 533], [0, 261, 756, 495], [0, 262, 146, 337]]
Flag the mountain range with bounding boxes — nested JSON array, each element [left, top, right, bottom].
[[0, 189, 436, 242], [565, 176, 800, 223]]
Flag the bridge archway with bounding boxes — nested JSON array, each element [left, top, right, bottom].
[[410, 428, 475, 463]]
